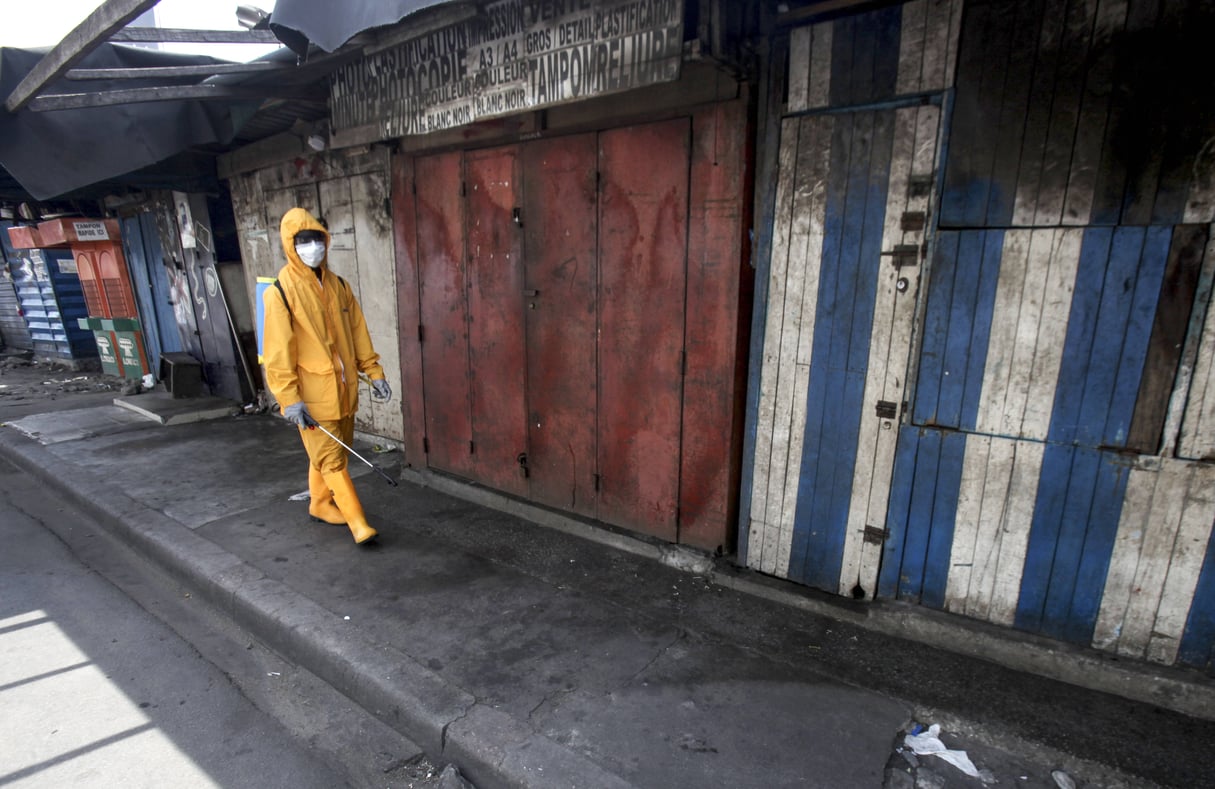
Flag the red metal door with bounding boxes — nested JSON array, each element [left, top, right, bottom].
[[597, 119, 691, 541], [522, 133, 600, 516], [399, 119, 706, 543], [465, 146, 528, 496], [415, 151, 474, 479]]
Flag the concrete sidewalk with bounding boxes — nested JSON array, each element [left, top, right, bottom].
[[2, 397, 1214, 788]]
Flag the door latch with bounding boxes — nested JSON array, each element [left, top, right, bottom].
[[875, 400, 900, 419], [880, 244, 920, 268], [863, 525, 890, 545]]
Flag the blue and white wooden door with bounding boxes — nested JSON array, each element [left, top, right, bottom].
[[879, 224, 1215, 651], [746, 101, 942, 599], [121, 213, 183, 375]]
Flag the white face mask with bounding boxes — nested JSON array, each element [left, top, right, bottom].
[[295, 240, 326, 267]]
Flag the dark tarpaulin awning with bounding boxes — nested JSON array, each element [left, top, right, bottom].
[[0, 0, 470, 201], [0, 44, 259, 200], [269, 0, 468, 53]]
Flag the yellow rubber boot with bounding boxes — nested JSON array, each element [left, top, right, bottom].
[[308, 465, 345, 525], [324, 469, 378, 544]]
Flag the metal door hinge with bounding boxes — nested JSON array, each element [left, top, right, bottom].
[[908, 174, 933, 198], [863, 525, 889, 545], [900, 211, 926, 232], [517, 452, 529, 478]]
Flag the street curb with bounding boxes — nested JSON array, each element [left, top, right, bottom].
[[0, 429, 639, 789], [404, 467, 1215, 723]]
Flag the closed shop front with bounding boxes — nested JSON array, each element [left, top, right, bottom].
[[743, 0, 1215, 674], [224, 0, 754, 550], [394, 98, 752, 550]]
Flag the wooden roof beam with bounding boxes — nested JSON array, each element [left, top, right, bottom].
[[67, 62, 289, 80], [5, 0, 162, 112], [109, 28, 279, 44], [777, 0, 893, 26], [28, 84, 324, 112]]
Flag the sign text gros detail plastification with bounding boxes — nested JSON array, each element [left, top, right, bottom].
[[331, 0, 683, 135]]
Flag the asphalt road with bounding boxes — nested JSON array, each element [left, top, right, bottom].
[[0, 451, 449, 788]]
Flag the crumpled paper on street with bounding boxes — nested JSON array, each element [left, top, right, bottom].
[[904, 724, 980, 778]]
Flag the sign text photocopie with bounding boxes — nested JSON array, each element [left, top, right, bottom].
[[331, 0, 684, 136]]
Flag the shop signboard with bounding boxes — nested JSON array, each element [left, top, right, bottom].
[[72, 221, 109, 241], [331, 0, 684, 136]]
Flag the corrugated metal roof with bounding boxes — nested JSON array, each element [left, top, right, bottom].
[[0, 0, 471, 201]]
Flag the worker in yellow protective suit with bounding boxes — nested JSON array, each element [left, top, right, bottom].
[[262, 207, 391, 544]]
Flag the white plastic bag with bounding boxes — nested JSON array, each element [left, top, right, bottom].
[[904, 724, 980, 778]]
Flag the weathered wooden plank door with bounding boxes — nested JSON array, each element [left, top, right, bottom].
[[415, 151, 475, 479], [180, 194, 246, 401], [881, 224, 1212, 647], [397, 120, 712, 544], [522, 133, 600, 516], [121, 213, 183, 375], [748, 102, 940, 598], [465, 146, 528, 497], [596, 119, 690, 542], [318, 173, 401, 440]]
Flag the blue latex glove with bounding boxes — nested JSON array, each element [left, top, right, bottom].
[[282, 401, 317, 428], [371, 378, 392, 403]]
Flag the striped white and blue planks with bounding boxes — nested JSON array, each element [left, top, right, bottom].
[[971, 228, 1081, 441], [748, 112, 833, 578], [878, 225, 1215, 667], [784, 106, 895, 592], [750, 106, 899, 589], [944, 435, 1045, 625], [1177, 228, 1215, 459], [942, 0, 1215, 229], [746, 0, 1215, 675], [1094, 459, 1215, 664], [881, 226, 1210, 637], [785, 0, 963, 114], [840, 103, 940, 599], [749, 0, 961, 592]]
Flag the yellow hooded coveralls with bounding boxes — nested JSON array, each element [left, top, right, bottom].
[[262, 207, 386, 543]]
